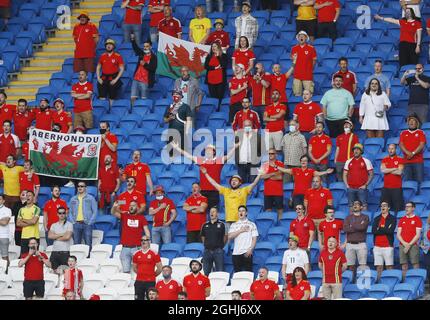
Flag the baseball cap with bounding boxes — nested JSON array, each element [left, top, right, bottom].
[[214, 18, 224, 27], [172, 89, 183, 97], [242, 1, 251, 8], [229, 175, 242, 184], [105, 38, 116, 47], [289, 235, 299, 243], [344, 119, 354, 128], [154, 185, 165, 193], [53, 98, 64, 106], [352, 143, 364, 152], [236, 63, 245, 70]]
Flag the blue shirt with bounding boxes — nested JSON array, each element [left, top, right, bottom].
[[365, 73, 391, 92]]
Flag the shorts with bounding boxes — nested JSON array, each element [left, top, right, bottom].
[[292, 79, 315, 96], [399, 243, 420, 265], [296, 19, 317, 37], [264, 195, 284, 210], [373, 246, 394, 266], [322, 283, 342, 300], [265, 131, 284, 151], [23, 280, 45, 299], [74, 110, 93, 129], [50, 251, 70, 270], [0, 238, 8, 258], [73, 58, 95, 73], [346, 242, 368, 266], [98, 78, 122, 100], [131, 80, 149, 99]]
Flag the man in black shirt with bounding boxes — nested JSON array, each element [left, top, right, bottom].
[[11, 190, 27, 246], [401, 63, 430, 124], [200, 207, 227, 275]]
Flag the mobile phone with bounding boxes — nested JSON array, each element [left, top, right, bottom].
[[117, 200, 126, 205]]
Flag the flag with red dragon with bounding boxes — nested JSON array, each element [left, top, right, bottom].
[[156, 32, 210, 79], [29, 128, 101, 180]]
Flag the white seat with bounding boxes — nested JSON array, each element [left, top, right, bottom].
[[171, 257, 191, 281], [92, 230, 104, 246], [44, 273, 59, 293], [45, 287, 65, 300], [0, 288, 22, 300], [382, 297, 402, 300], [0, 274, 9, 292], [255, 271, 279, 283], [70, 244, 90, 261], [0, 259, 7, 274], [160, 257, 169, 266], [117, 287, 135, 300], [82, 274, 107, 299], [90, 244, 113, 263], [310, 285, 316, 299], [8, 245, 21, 261], [8, 259, 24, 282], [208, 272, 230, 294], [44, 246, 54, 259], [231, 271, 254, 292], [106, 273, 131, 290], [215, 292, 233, 300], [99, 258, 122, 276], [113, 244, 122, 259], [11, 272, 24, 292], [150, 243, 159, 254], [78, 258, 100, 277], [94, 287, 118, 300]]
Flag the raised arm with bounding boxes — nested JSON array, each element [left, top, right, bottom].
[[374, 14, 400, 25], [171, 141, 197, 163], [200, 167, 222, 191]]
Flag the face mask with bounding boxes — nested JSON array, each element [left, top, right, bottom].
[[289, 125, 296, 133], [162, 273, 170, 279], [344, 127, 351, 134], [156, 195, 164, 201], [143, 49, 150, 54], [99, 129, 107, 135], [173, 96, 181, 103], [244, 126, 252, 133]]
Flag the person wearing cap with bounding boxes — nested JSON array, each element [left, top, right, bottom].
[[250, 62, 271, 124], [228, 205, 259, 272], [294, 0, 317, 42], [206, 0, 223, 13], [111, 200, 150, 273], [96, 39, 125, 106], [72, 11, 99, 73], [250, 266, 281, 300], [71, 70, 94, 131], [232, 97, 260, 132], [289, 203, 315, 253], [314, 0, 340, 40], [156, 265, 183, 300], [204, 41, 228, 110], [264, 90, 287, 153], [291, 31, 317, 97], [183, 183, 208, 243], [117, 176, 146, 215], [34, 98, 53, 131], [189, 5, 211, 44], [51, 98, 73, 134], [380, 144, 404, 213], [182, 260, 211, 300], [281, 234, 310, 284], [157, 6, 182, 39], [234, 1, 258, 49], [334, 119, 359, 181], [148, 185, 177, 245], [121, 0, 145, 45], [0, 92, 16, 135], [233, 36, 255, 76], [206, 18, 230, 51], [201, 168, 261, 230], [399, 113, 426, 182], [400, 64, 430, 125], [132, 235, 163, 300], [13, 99, 34, 143], [364, 60, 391, 97], [229, 63, 250, 124], [343, 143, 374, 212], [321, 74, 355, 138], [148, 0, 171, 44]]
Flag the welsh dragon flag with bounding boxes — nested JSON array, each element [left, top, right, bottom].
[[29, 128, 101, 180], [156, 32, 211, 79]]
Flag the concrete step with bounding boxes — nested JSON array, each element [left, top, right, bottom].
[[21, 66, 62, 73], [54, 30, 74, 39], [5, 87, 38, 94], [34, 51, 73, 59], [48, 37, 78, 44], [79, 1, 115, 9], [30, 58, 65, 67], [6, 96, 36, 103], [43, 44, 75, 52], [18, 73, 52, 81], [9, 80, 49, 87], [72, 7, 112, 14]]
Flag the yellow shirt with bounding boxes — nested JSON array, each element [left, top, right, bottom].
[[77, 195, 84, 222], [18, 204, 41, 239], [219, 186, 251, 222], [0, 164, 24, 196], [189, 17, 211, 43], [297, 5, 316, 20]]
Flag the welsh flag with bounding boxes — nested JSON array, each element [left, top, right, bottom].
[[156, 32, 211, 79], [29, 128, 101, 180]]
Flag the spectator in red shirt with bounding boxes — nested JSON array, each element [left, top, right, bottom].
[[13, 99, 34, 143], [264, 90, 287, 152], [332, 57, 357, 97], [158, 6, 182, 39], [148, 0, 170, 44], [34, 99, 53, 132], [260, 149, 284, 219], [117, 176, 146, 214], [285, 266, 311, 300], [96, 39, 125, 106], [0, 120, 20, 162], [183, 183, 208, 243], [308, 122, 332, 182], [19, 160, 40, 200], [206, 18, 230, 52], [121, 0, 145, 44], [334, 120, 359, 181], [156, 265, 183, 300], [232, 36, 255, 76], [71, 70, 93, 131], [99, 121, 118, 167], [315, 0, 340, 40], [132, 235, 163, 300], [291, 31, 317, 97], [183, 260, 211, 300], [18, 237, 52, 300], [232, 97, 261, 131], [380, 144, 404, 213], [122, 149, 154, 197], [52, 98, 73, 134], [72, 11, 99, 73], [204, 42, 228, 110], [289, 204, 315, 251], [399, 113, 426, 183], [43, 185, 68, 247], [229, 63, 249, 124], [250, 62, 271, 124], [293, 89, 323, 139], [98, 154, 120, 211], [270, 56, 297, 109], [250, 267, 281, 300], [0, 91, 16, 134], [318, 206, 343, 250]]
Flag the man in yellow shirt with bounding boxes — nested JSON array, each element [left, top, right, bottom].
[[0, 154, 24, 209], [200, 167, 261, 232], [294, 0, 317, 42], [16, 191, 41, 254], [189, 5, 211, 44]]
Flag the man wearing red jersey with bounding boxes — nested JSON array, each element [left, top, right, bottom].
[[148, 0, 170, 44], [34, 99, 53, 132], [305, 176, 333, 233], [132, 235, 162, 300], [0, 92, 16, 134], [206, 18, 230, 52], [122, 150, 154, 197], [398, 201, 422, 279], [318, 236, 347, 300], [332, 57, 357, 96], [249, 62, 271, 123], [260, 149, 284, 219], [112, 200, 150, 273], [156, 265, 182, 300], [121, 0, 144, 44], [13, 99, 34, 142], [270, 54, 297, 106], [22, 139, 29, 161], [334, 120, 359, 181], [250, 267, 281, 300], [51, 99, 72, 134], [71, 70, 93, 130], [308, 122, 332, 182], [158, 6, 182, 39], [183, 183, 208, 243], [291, 31, 317, 96], [72, 11, 99, 73], [315, 0, 340, 40], [99, 121, 118, 167], [117, 176, 146, 214], [232, 97, 261, 131], [96, 39, 125, 105], [399, 113, 426, 183], [229, 64, 249, 124], [0, 120, 20, 162], [264, 90, 286, 152], [290, 204, 315, 252], [318, 206, 343, 250], [381, 144, 404, 213], [19, 160, 40, 199], [98, 154, 120, 211], [149, 186, 177, 245], [182, 260, 211, 300], [293, 89, 323, 138], [43, 186, 68, 247]]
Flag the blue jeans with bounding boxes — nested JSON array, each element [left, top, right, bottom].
[[206, 0, 224, 12], [73, 223, 93, 251], [403, 163, 424, 183], [120, 246, 139, 273], [123, 23, 142, 45], [152, 226, 171, 245], [150, 27, 158, 45], [131, 80, 149, 99], [202, 248, 224, 275], [347, 188, 368, 207]]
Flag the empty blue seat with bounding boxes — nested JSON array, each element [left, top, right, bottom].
[[392, 283, 415, 300], [379, 269, 402, 293], [266, 226, 288, 244], [367, 284, 390, 299], [157, 171, 177, 190], [94, 215, 118, 234], [167, 185, 187, 203], [159, 243, 183, 263], [402, 181, 418, 201], [343, 284, 363, 300], [265, 255, 283, 273], [183, 243, 204, 258], [103, 229, 120, 247], [254, 241, 276, 262], [405, 269, 427, 297], [255, 212, 277, 238]]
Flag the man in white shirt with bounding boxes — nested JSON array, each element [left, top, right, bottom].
[[0, 194, 11, 271], [281, 235, 310, 284], [228, 205, 258, 272]]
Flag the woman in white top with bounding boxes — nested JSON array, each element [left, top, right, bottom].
[[359, 78, 391, 138]]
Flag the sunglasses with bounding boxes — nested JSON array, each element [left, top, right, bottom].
[[269, 153, 276, 155], [78, 185, 86, 188], [58, 212, 66, 215], [141, 239, 150, 242]]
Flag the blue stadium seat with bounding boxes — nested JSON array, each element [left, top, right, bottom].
[[379, 269, 402, 293], [265, 255, 283, 273], [266, 227, 288, 244], [368, 284, 390, 299], [183, 243, 204, 258], [148, 157, 168, 177], [157, 171, 177, 190], [307, 270, 323, 294], [276, 242, 289, 256], [402, 181, 418, 201], [279, 211, 296, 230], [254, 241, 276, 262], [167, 185, 187, 203], [405, 269, 427, 297], [392, 283, 415, 300], [255, 212, 277, 239], [179, 170, 199, 187], [247, 198, 264, 214], [103, 229, 120, 247], [159, 243, 183, 263], [342, 270, 354, 287], [343, 284, 364, 300], [94, 215, 118, 234], [363, 138, 384, 156]]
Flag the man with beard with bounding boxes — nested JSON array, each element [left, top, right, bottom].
[[51, 99, 72, 134], [112, 200, 150, 273], [98, 154, 120, 213], [232, 97, 261, 131], [269, 55, 297, 115], [71, 70, 93, 130], [0, 120, 20, 162], [122, 150, 154, 198], [0, 91, 16, 134], [183, 183, 208, 243], [250, 266, 281, 300], [155, 265, 183, 300], [34, 98, 53, 131], [99, 121, 118, 167], [264, 90, 287, 153], [117, 176, 146, 214], [13, 99, 34, 143], [43, 186, 68, 246], [381, 143, 404, 213], [182, 260, 211, 300], [308, 122, 332, 182]]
